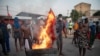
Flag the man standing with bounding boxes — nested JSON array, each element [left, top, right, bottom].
[[89, 22, 96, 49], [0, 19, 8, 55], [56, 14, 66, 56], [21, 20, 32, 50], [1, 19, 10, 53], [13, 17, 21, 52]]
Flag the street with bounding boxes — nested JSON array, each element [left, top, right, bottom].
[[0, 35, 100, 56]]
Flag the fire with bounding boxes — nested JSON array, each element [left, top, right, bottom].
[[32, 9, 55, 49]]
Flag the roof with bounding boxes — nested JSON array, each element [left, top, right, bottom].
[[0, 16, 12, 19], [75, 2, 91, 7], [12, 16, 32, 19], [16, 12, 43, 17], [16, 12, 44, 21]]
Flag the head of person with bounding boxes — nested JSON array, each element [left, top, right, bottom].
[[57, 14, 63, 21], [84, 18, 88, 23], [14, 17, 19, 22], [14, 17, 20, 29], [0, 19, 5, 24], [79, 22, 83, 29], [96, 21, 99, 25]]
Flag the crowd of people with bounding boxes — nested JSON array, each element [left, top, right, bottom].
[[72, 18, 100, 56], [0, 17, 33, 55], [0, 14, 100, 56]]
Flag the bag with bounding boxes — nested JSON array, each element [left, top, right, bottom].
[[0, 28, 3, 40]]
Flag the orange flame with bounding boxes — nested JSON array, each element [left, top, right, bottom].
[[32, 9, 55, 49]]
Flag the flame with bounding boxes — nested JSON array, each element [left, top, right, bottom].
[[32, 9, 55, 49]]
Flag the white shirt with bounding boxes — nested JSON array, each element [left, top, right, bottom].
[[7, 24, 12, 29]]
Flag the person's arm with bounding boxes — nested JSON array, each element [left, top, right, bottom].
[[63, 22, 67, 38], [12, 25, 14, 37]]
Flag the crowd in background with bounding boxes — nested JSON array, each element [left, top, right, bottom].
[[0, 15, 100, 56]]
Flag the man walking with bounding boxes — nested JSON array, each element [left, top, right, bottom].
[[56, 14, 66, 56]]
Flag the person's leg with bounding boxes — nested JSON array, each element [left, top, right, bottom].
[[76, 31, 79, 46], [28, 38, 32, 49], [59, 38, 63, 55], [69, 28, 71, 35], [74, 32, 77, 44], [19, 37, 22, 50], [83, 48, 86, 56], [68, 28, 70, 35], [15, 38, 18, 52], [72, 35, 75, 44], [58, 33, 63, 55], [57, 38, 60, 51], [0, 40, 7, 55], [70, 28, 72, 35], [91, 34, 96, 48], [79, 47, 82, 56], [89, 34, 95, 48], [5, 37, 10, 52]]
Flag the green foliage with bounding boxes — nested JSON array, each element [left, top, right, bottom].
[[93, 11, 100, 16], [70, 10, 80, 22], [63, 16, 68, 20], [70, 10, 85, 22]]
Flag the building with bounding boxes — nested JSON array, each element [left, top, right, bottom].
[[74, 2, 91, 16]]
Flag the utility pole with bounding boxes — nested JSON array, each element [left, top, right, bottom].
[[7, 5, 10, 23], [7, 5, 9, 16]]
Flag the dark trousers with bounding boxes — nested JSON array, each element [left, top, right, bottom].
[[89, 33, 95, 47], [73, 30, 78, 45], [5, 37, 10, 52], [56, 33, 62, 54], [0, 39, 7, 54]]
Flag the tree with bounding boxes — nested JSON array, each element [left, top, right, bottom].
[[63, 16, 69, 20], [70, 10, 80, 22], [93, 11, 100, 16]]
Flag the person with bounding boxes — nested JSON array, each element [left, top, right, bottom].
[[72, 20, 79, 46], [66, 21, 69, 34], [68, 21, 73, 35], [1, 19, 10, 53], [7, 21, 13, 40], [77, 23, 89, 56], [56, 14, 66, 56], [62, 19, 67, 38], [13, 17, 21, 52], [21, 20, 32, 50], [0, 19, 8, 55], [96, 21, 100, 39], [89, 21, 96, 49]]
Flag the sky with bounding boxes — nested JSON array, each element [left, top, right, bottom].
[[0, 0, 100, 16]]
